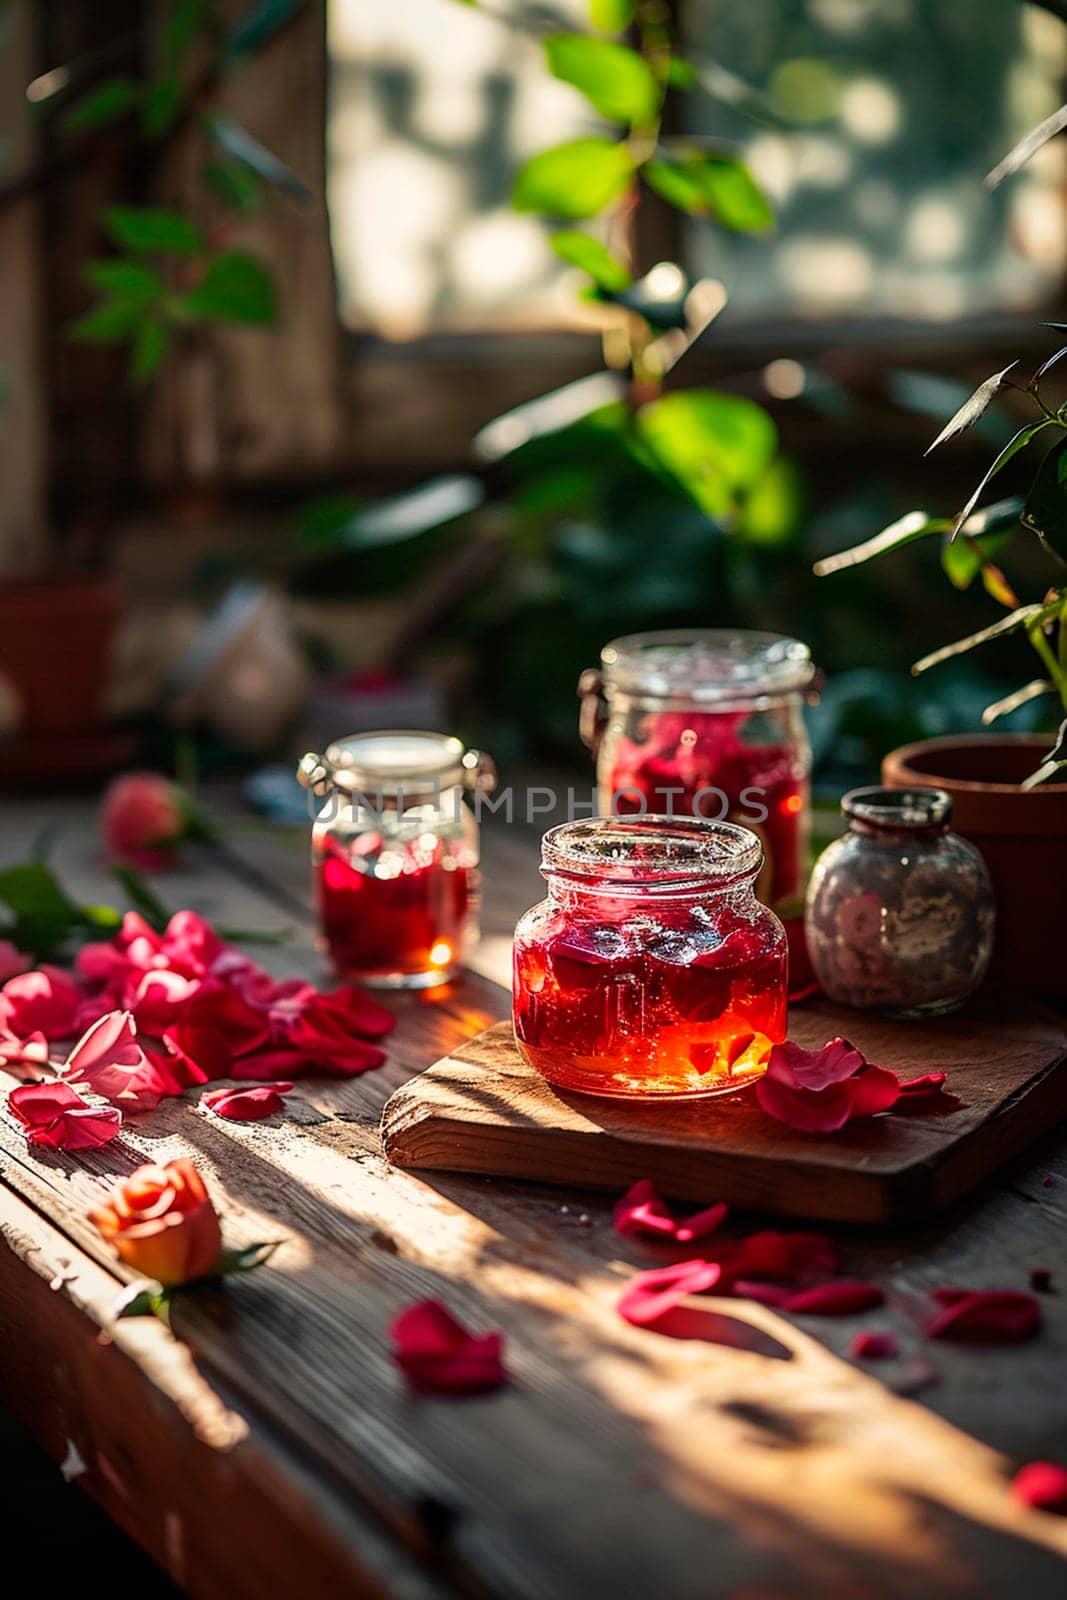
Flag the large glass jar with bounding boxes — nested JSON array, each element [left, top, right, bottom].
[[512, 816, 787, 1099], [805, 787, 995, 1018], [579, 630, 817, 915], [297, 731, 495, 988]]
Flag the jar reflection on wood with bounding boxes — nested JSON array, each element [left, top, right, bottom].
[[804, 787, 995, 1018], [297, 731, 495, 989]]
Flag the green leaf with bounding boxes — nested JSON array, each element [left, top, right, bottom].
[[666, 57, 697, 89], [589, 0, 634, 31], [924, 363, 1017, 455], [950, 420, 1057, 539], [61, 76, 140, 133], [735, 455, 804, 547], [105, 206, 202, 255], [217, 1240, 283, 1273], [206, 114, 313, 202], [142, 76, 184, 138], [636, 389, 778, 518], [1022, 718, 1067, 788], [550, 230, 631, 291], [226, 0, 304, 60], [68, 299, 142, 343], [545, 34, 659, 126], [912, 602, 1052, 676], [85, 259, 165, 304], [129, 319, 172, 384], [1021, 435, 1067, 565], [0, 860, 84, 959], [180, 251, 277, 324], [981, 679, 1055, 726], [163, 0, 212, 69], [513, 138, 633, 220], [940, 499, 1021, 589], [813, 509, 948, 577], [201, 160, 263, 215], [115, 1285, 169, 1320], [644, 151, 773, 232]]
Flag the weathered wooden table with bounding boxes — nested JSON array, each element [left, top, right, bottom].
[[1, 793, 1065, 1599]]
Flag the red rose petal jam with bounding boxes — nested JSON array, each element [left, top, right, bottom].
[[513, 817, 788, 1098], [607, 709, 807, 907], [315, 832, 476, 985]]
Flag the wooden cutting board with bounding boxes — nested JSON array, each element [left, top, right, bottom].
[[381, 991, 1067, 1223]]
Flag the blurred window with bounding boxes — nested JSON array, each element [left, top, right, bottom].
[[328, 0, 1067, 338]]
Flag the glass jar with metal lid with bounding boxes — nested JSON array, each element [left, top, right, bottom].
[[297, 730, 495, 988], [579, 629, 817, 913]]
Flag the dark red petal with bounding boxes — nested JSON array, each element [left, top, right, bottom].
[[617, 1259, 723, 1327], [674, 1201, 729, 1244], [390, 1300, 507, 1396], [927, 1289, 1041, 1345], [613, 1179, 678, 1239], [161, 1024, 233, 1087], [201, 1082, 293, 1121], [728, 1230, 839, 1285], [1012, 1461, 1067, 1515], [230, 1049, 315, 1081], [897, 1072, 947, 1098], [783, 1280, 885, 1316], [1030, 1268, 1053, 1293], [731, 1280, 794, 1308], [850, 1330, 899, 1360]]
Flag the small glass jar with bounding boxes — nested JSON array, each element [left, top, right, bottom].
[[512, 816, 788, 1099], [579, 630, 817, 915], [297, 731, 495, 988], [805, 787, 995, 1018]]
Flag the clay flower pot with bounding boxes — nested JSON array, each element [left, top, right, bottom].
[[882, 735, 1067, 1004]]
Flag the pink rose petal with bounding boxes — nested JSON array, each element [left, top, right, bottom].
[[390, 1300, 507, 1395], [7, 1080, 122, 1150], [1012, 1461, 1067, 1515], [613, 1180, 728, 1244], [201, 1082, 293, 1121], [616, 1259, 723, 1328], [782, 1280, 885, 1316], [927, 1289, 1041, 1345], [850, 1330, 899, 1360], [60, 1010, 167, 1113]]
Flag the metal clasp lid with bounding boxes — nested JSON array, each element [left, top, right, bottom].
[[296, 730, 496, 799]]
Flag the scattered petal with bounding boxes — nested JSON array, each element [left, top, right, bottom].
[[390, 1300, 507, 1395], [160, 1024, 232, 1089], [1030, 1268, 1054, 1294], [927, 1288, 1041, 1345], [617, 1258, 723, 1327], [782, 1280, 885, 1316], [7, 1080, 123, 1150], [61, 1010, 166, 1113], [756, 1036, 899, 1133], [1012, 1461, 1067, 1515], [0, 967, 81, 1038], [0, 1028, 50, 1069], [850, 1330, 899, 1360], [0, 941, 31, 983], [201, 1082, 293, 1121], [727, 1230, 839, 1285], [613, 1179, 728, 1244]]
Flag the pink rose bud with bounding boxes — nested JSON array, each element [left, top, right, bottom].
[[100, 773, 189, 869]]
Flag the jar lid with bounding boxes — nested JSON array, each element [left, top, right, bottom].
[[298, 730, 494, 798], [600, 629, 815, 704], [842, 786, 953, 832]]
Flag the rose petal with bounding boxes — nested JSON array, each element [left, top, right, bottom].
[[850, 1330, 899, 1360], [783, 1280, 885, 1316], [766, 1036, 868, 1092], [60, 1010, 167, 1113], [1012, 1461, 1067, 1515], [617, 1259, 723, 1327], [161, 1024, 233, 1088], [390, 1300, 507, 1395], [757, 1060, 900, 1134], [1030, 1268, 1053, 1294], [0, 968, 81, 1038], [7, 1080, 122, 1150], [727, 1230, 839, 1285], [0, 1028, 50, 1069], [201, 1082, 293, 1121], [0, 941, 31, 984], [613, 1180, 728, 1244], [927, 1289, 1041, 1345]]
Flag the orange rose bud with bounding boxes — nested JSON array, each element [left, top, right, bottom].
[[89, 1158, 222, 1287]]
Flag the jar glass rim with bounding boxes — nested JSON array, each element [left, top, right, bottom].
[[842, 786, 953, 831], [541, 815, 762, 890], [600, 628, 814, 702]]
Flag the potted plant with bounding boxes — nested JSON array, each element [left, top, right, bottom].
[[815, 348, 1067, 1000]]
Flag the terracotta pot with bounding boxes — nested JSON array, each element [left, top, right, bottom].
[[0, 576, 123, 737], [882, 734, 1067, 1003]]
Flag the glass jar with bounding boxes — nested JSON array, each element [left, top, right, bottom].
[[512, 816, 788, 1099], [297, 731, 495, 988], [805, 787, 995, 1018], [579, 630, 817, 915]]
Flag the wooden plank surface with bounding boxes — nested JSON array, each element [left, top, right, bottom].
[[382, 998, 1067, 1223], [0, 794, 1066, 1598]]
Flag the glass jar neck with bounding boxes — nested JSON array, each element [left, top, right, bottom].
[[544, 868, 758, 910]]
